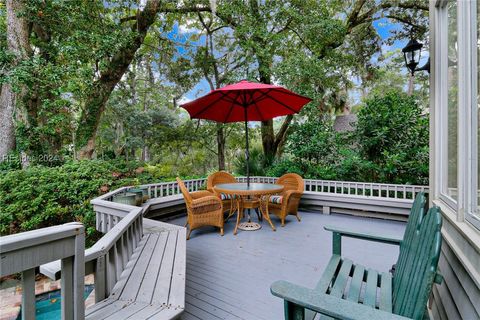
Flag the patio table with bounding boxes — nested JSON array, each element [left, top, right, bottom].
[[214, 183, 284, 235]]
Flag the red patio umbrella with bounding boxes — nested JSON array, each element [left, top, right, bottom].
[[180, 80, 312, 184]]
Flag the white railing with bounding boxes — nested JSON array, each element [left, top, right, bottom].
[[40, 205, 143, 302], [236, 176, 428, 200], [1, 223, 85, 320], [132, 176, 428, 201], [110, 176, 428, 218]]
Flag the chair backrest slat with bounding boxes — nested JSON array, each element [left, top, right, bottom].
[[393, 207, 442, 319], [393, 192, 426, 298]]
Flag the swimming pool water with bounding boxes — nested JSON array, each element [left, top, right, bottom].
[[17, 285, 94, 320]]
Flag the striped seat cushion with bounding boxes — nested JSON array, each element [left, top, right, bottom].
[[269, 195, 283, 204], [220, 193, 235, 200]]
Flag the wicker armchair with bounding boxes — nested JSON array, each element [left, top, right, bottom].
[[177, 177, 224, 240], [267, 173, 304, 227], [207, 171, 237, 218]]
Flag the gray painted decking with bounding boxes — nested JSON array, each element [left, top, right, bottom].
[[168, 211, 406, 320]]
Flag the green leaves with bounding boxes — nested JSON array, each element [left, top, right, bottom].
[[0, 159, 157, 246], [268, 90, 428, 185]]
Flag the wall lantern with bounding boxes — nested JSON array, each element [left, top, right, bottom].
[[402, 38, 423, 75]]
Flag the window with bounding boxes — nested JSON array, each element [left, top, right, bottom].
[[446, 1, 458, 201], [435, 0, 480, 230]]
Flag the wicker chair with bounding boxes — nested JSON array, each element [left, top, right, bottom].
[[266, 173, 304, 227], [177, 177, 224, 240], [207, 171, 237, 218]]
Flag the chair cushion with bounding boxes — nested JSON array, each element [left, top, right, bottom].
[[220, 193, 235, 200], [269, 195, 283, 204]]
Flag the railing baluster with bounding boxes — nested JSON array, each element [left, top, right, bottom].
[[96, 211, 100, 231], [95, 256, 106, 302], [108, 214, 114, 232], [114, 243, 122, 281], [107, 249, 116, 295]]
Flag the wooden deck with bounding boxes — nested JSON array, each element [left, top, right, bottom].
[[166, 211, 406, 320], [85, 228, 186, 320]]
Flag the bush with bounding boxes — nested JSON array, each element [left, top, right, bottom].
[[268, 90, 429, 185], [355, 91, 429, 184], [0, 160, 160, 246]]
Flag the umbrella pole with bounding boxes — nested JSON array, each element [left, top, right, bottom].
[[244, 107, 250, 187]]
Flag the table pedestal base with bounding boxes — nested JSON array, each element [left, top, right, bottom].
[[237, 221, 262, 231]]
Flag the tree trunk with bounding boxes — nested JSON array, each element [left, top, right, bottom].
[[216, 123, 225, 170], [0, 84, 16, 161], [75, 0, 161, 159], [0, 0, 31, 162]]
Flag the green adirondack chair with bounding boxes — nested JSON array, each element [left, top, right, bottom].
[[271, 193, 443, 320]]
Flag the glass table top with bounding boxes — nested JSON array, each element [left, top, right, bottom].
[[214, 183, 283, 192]]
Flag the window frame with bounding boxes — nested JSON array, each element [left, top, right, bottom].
[[465, 0, 480, 229], [435, 0, 480, 230], [437, 0, 458, 210]]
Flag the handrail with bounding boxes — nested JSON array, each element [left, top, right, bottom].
[[1, 223, 85, 320]]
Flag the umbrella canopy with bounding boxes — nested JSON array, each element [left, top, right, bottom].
[[180, 80, 311, 185], [180, 80, 311, 123]]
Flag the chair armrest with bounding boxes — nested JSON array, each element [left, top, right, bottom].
[[282, 190, 303, 204], [191, 195, 222, 207], [271, 280, 412, 320], [324, 225, 402, 255], [191, 190, 214, 199]]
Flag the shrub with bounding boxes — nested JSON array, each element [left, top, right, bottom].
[[0, 160, 159, 246], [355, 91, 429, 184]]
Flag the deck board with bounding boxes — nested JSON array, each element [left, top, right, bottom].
[[167, 211, 405, 320]]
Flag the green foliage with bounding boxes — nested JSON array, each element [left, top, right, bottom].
[[0, 160, 160, 246], [355, 91, 429, 184], [268, 91, 429, 185], [233, 147, 270, 176]]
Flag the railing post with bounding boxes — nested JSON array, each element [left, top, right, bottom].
[[74, 225, 85, 320], [61, 256, 74, 320], [21, 268, 35, 320]]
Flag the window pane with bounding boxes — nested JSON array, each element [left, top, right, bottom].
[[447, 1, 458, 200]]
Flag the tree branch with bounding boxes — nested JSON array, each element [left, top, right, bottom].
[[120, 5, 211, 23], [386, 15, 427, 32]]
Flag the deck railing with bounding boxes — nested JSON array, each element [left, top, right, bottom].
[[1, 223, 85, 320], [120, 176, 428, 219], [40, 205, 144, 302], [236, 176, 428, 200], [103, 176, 427, 201]]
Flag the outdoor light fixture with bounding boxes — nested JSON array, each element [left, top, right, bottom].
[[402, 38, 424, 75]]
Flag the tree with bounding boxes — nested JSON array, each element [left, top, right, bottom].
[[0, 0, 31, 163], [1, 0, 212, 161], [213, 0, 429, 160]]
